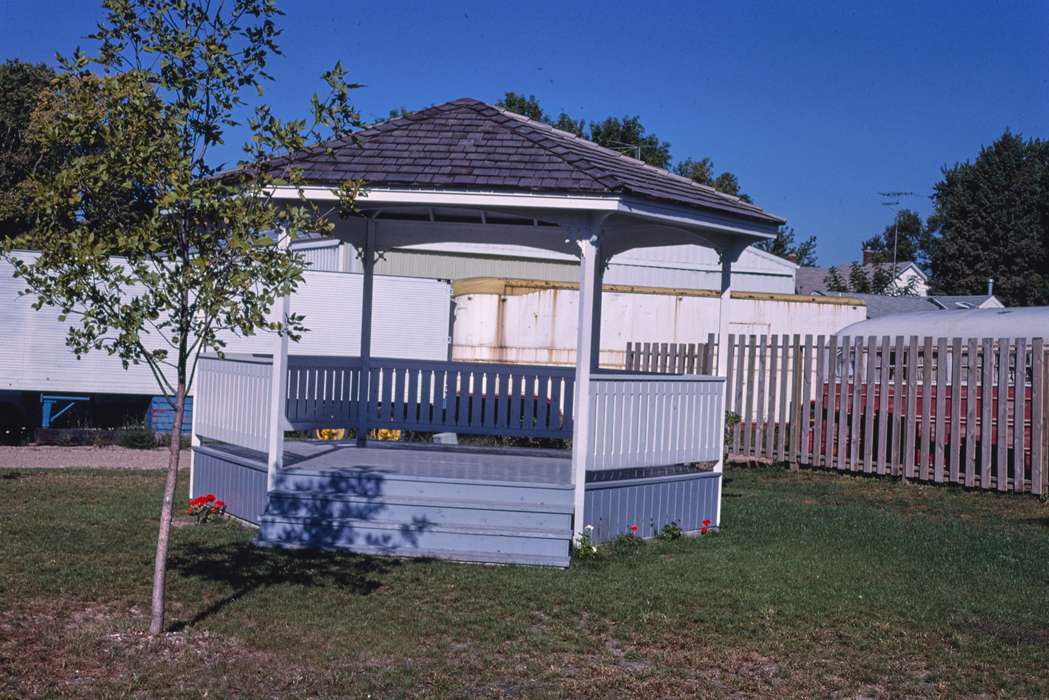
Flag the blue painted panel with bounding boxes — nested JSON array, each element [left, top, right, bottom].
[[583, 471, 720, 543], [147, 395, 194, 433], [192, 447, 267, 523]]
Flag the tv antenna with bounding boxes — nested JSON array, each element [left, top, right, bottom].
[[879, 191, 914, 279]]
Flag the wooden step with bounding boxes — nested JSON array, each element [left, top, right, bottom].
[[258, 514, 572, 565], [265, 491, 573, 531]]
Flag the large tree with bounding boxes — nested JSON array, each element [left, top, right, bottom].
[[756, 226, 817, 266], [674, 157, 751, 202], [4, 0, 363, 635], [928, 130, 1049, 306], [861, 208, 932, 271], [495, 92, 672, 169], [0, 60, 57, 238], [588, 115, 672, 169]]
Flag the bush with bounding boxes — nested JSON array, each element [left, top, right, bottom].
[[117, 428, 157, 450]]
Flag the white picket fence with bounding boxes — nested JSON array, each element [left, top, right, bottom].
[[586, 373, 724, 470]]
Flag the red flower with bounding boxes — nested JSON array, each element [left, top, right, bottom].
[[703, 519, 712, 527], [206, 494, 216, 502], [700, 527, 709, 535], [214, 500, 225, 508], [629, 523, 639, 534]]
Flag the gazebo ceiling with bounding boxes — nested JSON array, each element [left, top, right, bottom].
[[270, 97, 785, 229]]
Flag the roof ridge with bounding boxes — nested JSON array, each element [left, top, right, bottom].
[[484, 102, 766, 212]]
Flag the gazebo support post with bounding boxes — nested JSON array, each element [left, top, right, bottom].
[[570, 223, 605, 541], [266, 227, 291, 491], [356, 219, 376, 447], [713, 243, 745, 526]]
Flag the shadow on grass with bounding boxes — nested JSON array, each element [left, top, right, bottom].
[[167, 539, 401, 632]]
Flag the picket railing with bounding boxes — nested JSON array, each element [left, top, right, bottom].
[[194, 354, 274, 453], [625, 335, 717, 374], [284, 356, 576, 440], [719, 334, 1048, 495], [586, 372, 724, 470]]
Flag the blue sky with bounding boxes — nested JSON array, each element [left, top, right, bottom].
[[2, 1, 1047, 265]]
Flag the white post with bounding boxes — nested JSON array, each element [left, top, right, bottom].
[[356, 220, 376, 447], [188, 382, 200, 498], [570, 227, 603, 540], [266, 228, 292, 491], [713, 245, 741, 526]]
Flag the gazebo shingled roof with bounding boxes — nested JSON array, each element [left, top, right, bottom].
[[270, 97, 784, 227]]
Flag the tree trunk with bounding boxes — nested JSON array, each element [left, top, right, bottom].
[[149, 383, 187, 636]]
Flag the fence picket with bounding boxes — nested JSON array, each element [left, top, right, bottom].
[[825, 335, 839, 469], [755, 335, 768, 458], [777, 334, 792, 461], [836, 337, 851, 471], [800, 335, 814, 465], [765, 336, 779, 459], [876, 336, 891, 474], [1013, 338, 1027, 493], [811, 335, 827, 467], [1033, 339, 1046, 496], [934, 337, 948, 483], [964, 338, 978, 487], [980, 338, 994, 489], [904, 336, 919, 479], [997, 338, 1009, 491], [863, 336, 877, 473]]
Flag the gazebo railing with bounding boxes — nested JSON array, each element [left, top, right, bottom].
[[195, 357, 725, 470], [194, 354, 274, 453], [285, 356, 576, 439], [586, 372, 724, 470]]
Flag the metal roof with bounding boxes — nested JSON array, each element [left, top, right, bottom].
[[265, 98, 784, 226], [837, 306, 1049, 340]]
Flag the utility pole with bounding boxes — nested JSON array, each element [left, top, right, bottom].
[[878, 191, 914, 280]]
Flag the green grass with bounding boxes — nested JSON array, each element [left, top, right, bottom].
[[1, 466, 1048, 697]]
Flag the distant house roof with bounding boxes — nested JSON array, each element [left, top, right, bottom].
[[795, 261, 926, 295], [817, 292, 1003, 319], [263, 97, 785, 226], [838, 306, 1046, 340]]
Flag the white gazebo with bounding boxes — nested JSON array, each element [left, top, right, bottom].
[[189, 98, 783, 566]]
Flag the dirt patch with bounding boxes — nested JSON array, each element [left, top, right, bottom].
[[0, 445, 174, 469]]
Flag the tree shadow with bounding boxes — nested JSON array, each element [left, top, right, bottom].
[[167, 538, 403, 632]]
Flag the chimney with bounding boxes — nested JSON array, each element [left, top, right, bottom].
[[987, 278, 994, 296], [862, 249, 876, 266]]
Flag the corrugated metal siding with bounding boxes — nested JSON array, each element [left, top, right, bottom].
[[583, 471, 720, 543], [192, 447, 268, 524], [0, 254, 450, 395]]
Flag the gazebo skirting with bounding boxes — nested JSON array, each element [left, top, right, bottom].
[[190, 355, 725, 567]]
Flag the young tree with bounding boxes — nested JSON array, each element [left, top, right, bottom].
[[0, 60, 57, 238], [928, 130, 1049, 305], [3, 0, 363, 636]]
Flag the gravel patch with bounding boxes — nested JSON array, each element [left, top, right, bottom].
[[0, 446, 176, 470]]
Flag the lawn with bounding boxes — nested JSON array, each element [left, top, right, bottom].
[[1, 466, 1048, 698]]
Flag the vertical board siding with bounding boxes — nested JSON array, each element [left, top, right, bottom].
[[191, 448, 268, 523], [587, 375, 724, 470], [583, 472, 721, 543], [715, 334, 1048, 496], [195, 356, 273, 453]]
